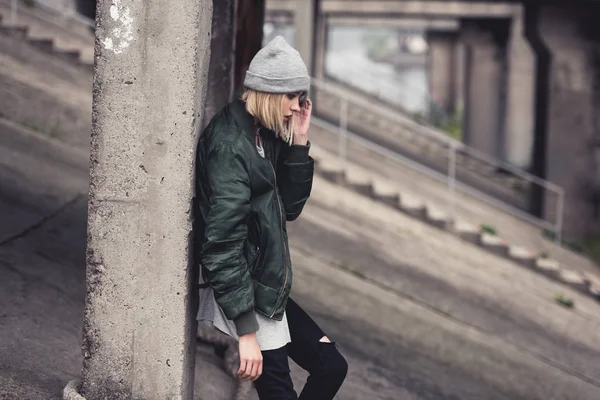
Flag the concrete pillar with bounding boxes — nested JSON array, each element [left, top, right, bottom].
[[313, 10, 326, 80], [203, 0, 237, 129], [452, 41, 466, 114], [537, 5, 600, 238], [503, 10, 535, 169], [294, 0, 316, 74], [234, 0, 265, 90], [426, 30, 457, 118], [79, 1, 212, 399], [460, 21, 507, 160]]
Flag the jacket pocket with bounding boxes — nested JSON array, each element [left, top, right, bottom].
[[247, 217, 263, 276]]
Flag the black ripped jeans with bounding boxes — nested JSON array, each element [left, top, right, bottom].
[[254, 298, 348, 400]]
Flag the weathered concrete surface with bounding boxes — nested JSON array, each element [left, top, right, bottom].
[[426, 29, 458, 115], [0, 31, 92, 148], [0, 118, 89, 399], [0, 0, 95, 63], [460, 20, 506, 161], [503, 8, 535, 169], [537, 4, 600, 239], [307, 120, 600, 279], [294, 0, 315, 74], [80, 0, 212, 398]]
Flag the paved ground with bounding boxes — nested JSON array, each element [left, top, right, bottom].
[[2, 118, 600, 400]]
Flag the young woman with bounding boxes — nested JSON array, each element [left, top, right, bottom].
[[195, 36, 348, 399]]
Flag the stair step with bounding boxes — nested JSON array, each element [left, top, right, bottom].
[[28, 37, 54, 51], [0, 24, 28, 38], [55, 49, 81, 62]]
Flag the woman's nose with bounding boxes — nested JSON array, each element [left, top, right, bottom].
[[291, 100, 300, 112]]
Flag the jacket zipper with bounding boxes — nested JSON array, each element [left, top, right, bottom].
[[267, 158, 289, 318]]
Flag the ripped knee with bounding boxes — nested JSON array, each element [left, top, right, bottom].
[[319, 336, 331, 343]]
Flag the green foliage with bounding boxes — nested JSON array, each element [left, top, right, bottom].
[[337, 260, 366, 280], [480, 224, 497, 236], [554, 293, 574, 309], [432, 109, 463, 141], [541, 230, 600, 264]]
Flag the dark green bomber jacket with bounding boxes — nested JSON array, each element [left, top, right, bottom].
[[195, 99, 314, 335]]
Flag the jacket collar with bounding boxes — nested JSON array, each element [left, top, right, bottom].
[[230, 99, 280, 145], [230, 99, 257, 143]]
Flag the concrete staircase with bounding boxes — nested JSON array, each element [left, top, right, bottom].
[[0, 1, 93, 148], [0, 0, 94, 70], [309, 132, 600, 303], [313, 83, 532, 211]]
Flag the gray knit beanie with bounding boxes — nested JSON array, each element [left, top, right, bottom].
[[244, 36, 310, 94]]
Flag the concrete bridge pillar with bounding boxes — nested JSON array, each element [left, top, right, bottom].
[[294, 0, 317, 75], [460, 19, 509, 160], [533, 4, 600, 238], [426, 29, 460, 118], [78, 0, 212, 398], [503, 12, 535, 170]]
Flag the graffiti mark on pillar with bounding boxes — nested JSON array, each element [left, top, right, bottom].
[[102, 0, 134, 55]]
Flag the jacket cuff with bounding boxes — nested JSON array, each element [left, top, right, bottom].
[[234, 309, 259, 336], [287, 141, 311, 163]]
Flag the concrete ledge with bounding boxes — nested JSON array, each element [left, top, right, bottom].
[[423, 206, 448, 229], [345, 172, 373, 197], [27, 37, 54, 51], [479, 234, 509, 257], [535, 258, 561, 280], [0, 24, 28, 38], [55, 48, 81, 63], [372, 181, 401, 208], [508, 246, 536, 269], [63, 380, 85, 400], [319, 165, 345, 184], [310, 144, 600, 303], [453, 221, 480, 244], [589, 284, 600, 300], [558, 270, 589, 293], [398, 194, 426, 218]]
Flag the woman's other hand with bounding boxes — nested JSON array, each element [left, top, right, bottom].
[[238, 332, 263, 381]]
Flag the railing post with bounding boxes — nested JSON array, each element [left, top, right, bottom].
[[338, 95, 348, 169], [555, 189, 564, 247], [447, 143, 457, 227]]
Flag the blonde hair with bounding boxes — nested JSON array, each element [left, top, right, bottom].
[[242, 89, 295, 144]]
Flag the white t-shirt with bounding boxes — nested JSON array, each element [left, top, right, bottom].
[[196, 286, 291, 351]]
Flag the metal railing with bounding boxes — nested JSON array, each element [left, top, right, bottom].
[[325, 61, 453, 126], [310, 77, 565, 246]]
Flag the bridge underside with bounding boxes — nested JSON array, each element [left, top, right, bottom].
[[267, 0, 600, 239]]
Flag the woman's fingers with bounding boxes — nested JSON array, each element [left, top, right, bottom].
[[238, 359, 247, 378], [239, 358, 262, 381], [248, 360, 259, 381], [255, 359, 263, 382]]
